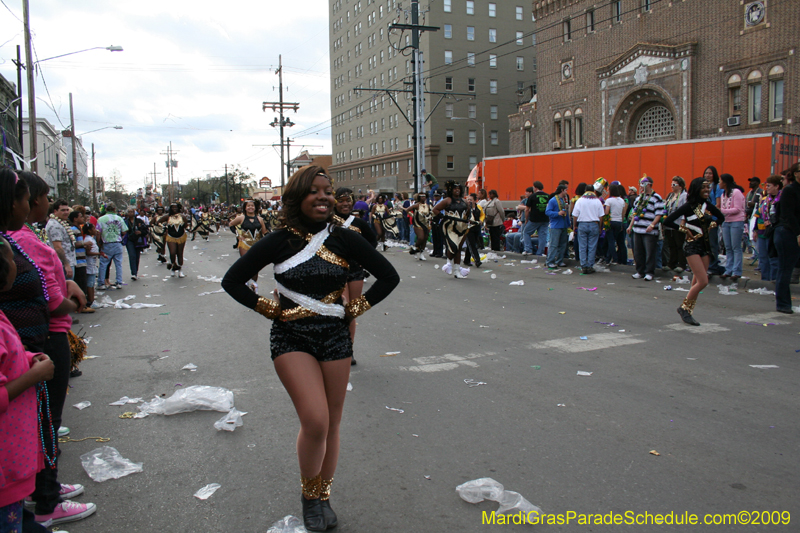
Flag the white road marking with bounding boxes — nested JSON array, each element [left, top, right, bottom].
[[664, 323, 730, 334], [729, 312, 791, 325], [529, 332, 644, 353], [398, 352, 490, 372]]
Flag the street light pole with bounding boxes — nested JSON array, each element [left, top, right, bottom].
[[91, 143, 97, 212], [70, 93, 78, 202]]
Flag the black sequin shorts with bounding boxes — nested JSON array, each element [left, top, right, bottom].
[[684, 239, 710, 258], [346, 267, 367, 282], [270, 316, 353, 362]]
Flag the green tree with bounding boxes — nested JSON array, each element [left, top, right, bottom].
[[105, 169, 128, 207]]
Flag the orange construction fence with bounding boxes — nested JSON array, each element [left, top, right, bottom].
[[481, 134, 786, 201]]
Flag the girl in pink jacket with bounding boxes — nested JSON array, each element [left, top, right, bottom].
[[0, 236, 54, 530], [719, 173, 746, 279]]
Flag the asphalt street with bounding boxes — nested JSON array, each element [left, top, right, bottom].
[[57, 233, 799, 532]]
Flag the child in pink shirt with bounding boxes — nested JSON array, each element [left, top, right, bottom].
[[0, 236, 54, 530]]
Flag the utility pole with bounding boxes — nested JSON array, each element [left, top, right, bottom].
[[263, 55, 299, 189], [91, 143, 97, 211], [160, 143, 178, 204], [148, 163, 161, 189], [22, 0, 37, 172], [69, 93, 79, 202], [14, 45, 23, 143], [389, 0, 439, 194], [224, 164, 229, 206]]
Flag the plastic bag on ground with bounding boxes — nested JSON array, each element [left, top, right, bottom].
[[138, 385, 234, 416], [80, 446, 143, 482], [214, 408, 247, 431], [496, 490, 542, 516], [456, 478, 505, 504], [194, 483, 221, 500], [267, 515, 307, 533]]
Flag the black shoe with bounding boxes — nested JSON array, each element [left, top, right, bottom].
[[320, 500, 338, 529], [587, 267, 596, 274], [351, 357, 357, 366], [166, 263, 173, 270], [233, 242, 238, 249], [302, 496, 326, 532], [70, 369, 82, 378], [475, 262, 482, 268], [776, 308, 795, 314], [677, 307, 700, 326]]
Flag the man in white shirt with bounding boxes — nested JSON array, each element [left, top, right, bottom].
[[572, 185, 606, 274]]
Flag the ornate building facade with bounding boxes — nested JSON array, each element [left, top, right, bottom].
[[510, 0, 797, 154]]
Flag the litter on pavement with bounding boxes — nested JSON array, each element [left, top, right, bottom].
[[108, 397, 143, 406], [456, 478, 541, 516], [193, 483, 222, 500], [73, 401, 91, 410], [80, 446, 143, 482], [577, 371, 593, 376], [213, 409, 247, 432], [137, 386, 235, 416], [385, 406, 405, 413], [464, 379, 487, 387]]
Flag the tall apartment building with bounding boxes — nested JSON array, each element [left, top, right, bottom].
[[509, 0, 797, 154], [328, 0, 537, 193]]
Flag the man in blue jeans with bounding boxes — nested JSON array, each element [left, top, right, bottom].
[[572, 188, 605, 274], [523, 182, 550, 256], [96, 202, 127, 289], [545, 184, 570, 268]]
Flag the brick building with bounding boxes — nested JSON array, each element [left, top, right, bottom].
[[329, 0, 537, 193], [509, 0, 797, 154]]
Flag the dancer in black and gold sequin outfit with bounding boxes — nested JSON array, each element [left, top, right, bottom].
[[663, 177, 725, 326], [222, 167, 398, 532]]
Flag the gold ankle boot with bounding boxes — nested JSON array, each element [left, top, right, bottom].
[[320, 478, 333, 501], [680, 298, 696, 314], [678, 298, 700, 326]]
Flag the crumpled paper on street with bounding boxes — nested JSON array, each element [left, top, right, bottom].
[[95, 295, 164, 309], [213, 408, 247, 431]]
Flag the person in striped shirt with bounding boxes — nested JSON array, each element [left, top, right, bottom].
[[627, 175, 665, 281]]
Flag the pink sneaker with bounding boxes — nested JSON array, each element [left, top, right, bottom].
[[24, 483, 85, 508], [35, 500, 97, 525]]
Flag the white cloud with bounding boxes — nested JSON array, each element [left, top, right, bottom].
[[0, 0, 332, 192]]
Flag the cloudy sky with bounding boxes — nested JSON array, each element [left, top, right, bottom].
[[0, 0, 332, 192]]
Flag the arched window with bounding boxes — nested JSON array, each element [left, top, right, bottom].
[[553, 113, 562, 149], [524, 121, 532, 154], [574, 108, 584, 147], [634, 105, 675, 142], [769, 66, 785, 121]]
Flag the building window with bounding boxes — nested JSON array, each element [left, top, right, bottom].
[[468, 78, 476, 92], [446, 129, 454, 143], [467, 26, 475, 41], [769, 79, 783, 121], [635, 105, 676, 142], [447, 155, 455, 170], [575, 109, 584, 147], [489, 29, 497, 43], [587, 10, 595, 32], [443, 0, 451, 12], [489, 54, 497, 68], [489, 80, 497, 94], [516, 31, 523, 45], [468, 104, 477, 118], [490, 131, 498, 146], [727, 73, 742, 118], [445, 103, 453, 118], [466, 0, 474, 15], [490, 105, 498, 120], [532, 57, 537, 72], [524, 126, 532, 154], [563, 19, 571, 41], [748, 70, 762, 124], [469, 155, 478, 168], [488, 3, 496, 17], [446, 77, 453, 91], [516, 6, 523, 20], [469, 130, 477, 144], [444, 24, 452, 38], [444, 50, 453, 64], [467, 52, 475, 66], [642, 0, 651, 12], [613, 1, 622, 22], [564, 119, 572, 148], [516, 57, 524, 70]]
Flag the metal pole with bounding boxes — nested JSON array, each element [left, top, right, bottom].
[[278, 55, 285, 189], [224, 163, 229, 206], [286, 138, 292, 181], [22, 0, 37, 173], [69, 93, 78, 202], [480, 121, 485, 189], [411, 0, 419, 195], [16, 45, 23, 143], [91, 143, 97, 211]]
